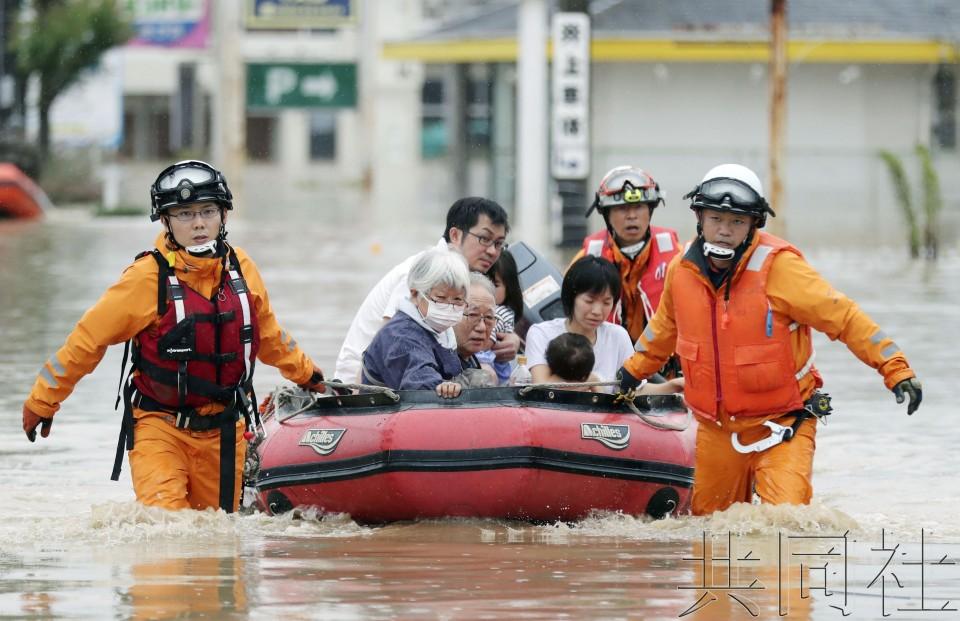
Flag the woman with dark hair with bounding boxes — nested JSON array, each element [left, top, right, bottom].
[[525, 256, 683, 394]]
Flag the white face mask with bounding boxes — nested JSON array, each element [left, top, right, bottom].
[[420, 294, 464, 332]]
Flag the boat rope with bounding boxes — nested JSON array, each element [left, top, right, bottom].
[[269, 382, 401, 423], [271, 385, 321, 422], [516, 380, 619, 395], [614, 388, 692, 432], [517, 382, 691, 432], [318, 380, 400, 401]]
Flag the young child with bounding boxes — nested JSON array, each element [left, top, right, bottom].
[[482, 252, 525, 384], [545, 332, 685, 395], [544, 333, 600, 391], [488, 251, 524, 334]]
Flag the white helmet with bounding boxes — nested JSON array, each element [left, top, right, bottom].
[[685, 163, 775, 228]]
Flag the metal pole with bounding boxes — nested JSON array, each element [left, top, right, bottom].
[[213, 0, 246, 210], [768, 0, 787, 237], [515, 0, 549, 251]]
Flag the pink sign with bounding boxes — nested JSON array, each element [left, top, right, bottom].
[[126, 0, 209, 49]]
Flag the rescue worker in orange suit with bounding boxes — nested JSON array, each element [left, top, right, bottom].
[[617, 163, 923, 516], [21, 160, 326, 513], [570, 166, 681, 345]]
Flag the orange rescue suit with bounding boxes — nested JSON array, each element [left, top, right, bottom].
[[623, 231, 916, 514], [571, 225, 680, 343], [24, 233, 317, 511]]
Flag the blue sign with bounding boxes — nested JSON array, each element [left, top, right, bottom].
[[246, 0, 355, 30]]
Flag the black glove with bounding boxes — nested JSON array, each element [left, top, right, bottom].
[[892, 377, 922, 415], [299, 366, 327, 393], [23, 404, 53, 442], [617, 366, 644, 393]]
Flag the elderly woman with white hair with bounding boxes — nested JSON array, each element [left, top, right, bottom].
[[361, 248, 470, 397]]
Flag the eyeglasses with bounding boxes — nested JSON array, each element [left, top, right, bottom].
[[422, 293, 467, 311], [168, 206, 221, 222], [463, 311, 497, 328], [465, 231, 508, 251]]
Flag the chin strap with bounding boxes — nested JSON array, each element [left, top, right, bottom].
[[186, 239, 219, 256], [617, 239, 647, 260], [702, 241, 736, 260]]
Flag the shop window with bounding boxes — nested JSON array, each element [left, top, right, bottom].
[[309, 111, 336, 160], [422, 78, 446, 158], [932, 64, 956, 150], [420, 75, 491, 158], [119, 95, 172, 159], [246, 115, 276, 161]]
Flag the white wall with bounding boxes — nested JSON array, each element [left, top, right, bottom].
[[588, 62, 958, 247]]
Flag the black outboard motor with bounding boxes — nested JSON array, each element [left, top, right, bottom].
[[506, 242, 565, 341]]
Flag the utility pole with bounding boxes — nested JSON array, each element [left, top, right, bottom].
[[552, 0, 590, 248], [213, 1, 246, 210], [768, 0, 787, 237], [515, 0, 548, 251]]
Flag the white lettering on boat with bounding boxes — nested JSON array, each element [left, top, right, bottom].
[[298, 428, 347, 455], [580, 423, 630, 450]]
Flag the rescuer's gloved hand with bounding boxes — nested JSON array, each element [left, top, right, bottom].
[[23, 404, 53, 442], [300, 366, 327, 394], [617, 366, 644, 394], [892, 377, 922, 415]]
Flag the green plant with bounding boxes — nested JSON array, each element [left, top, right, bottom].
[[915, 144, 943, 260], [878, 150, 920, 259]]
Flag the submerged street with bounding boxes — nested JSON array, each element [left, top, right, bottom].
[[0, 207, 956, 619]]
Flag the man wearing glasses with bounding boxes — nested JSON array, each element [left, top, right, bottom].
[[21, 160, 326, 514], [617, 163, 922, 516], [452, 274, 500, 387], [335, 196, 520, 383]]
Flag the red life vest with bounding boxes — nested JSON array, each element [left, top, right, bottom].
[[671, 232, 820, 420], [132, 249, 260, 409], [581, 226, 680, 340]]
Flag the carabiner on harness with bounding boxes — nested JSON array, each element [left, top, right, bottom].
[[730, 392, 832, 454]]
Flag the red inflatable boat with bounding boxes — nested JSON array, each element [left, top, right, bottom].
[[250, 386, 696, 523], [0, 163, 51, 219]]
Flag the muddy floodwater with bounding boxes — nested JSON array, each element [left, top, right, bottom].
[[1, 208, 957, 620]]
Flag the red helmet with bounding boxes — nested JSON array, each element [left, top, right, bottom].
[[586, 166, 663, 217]]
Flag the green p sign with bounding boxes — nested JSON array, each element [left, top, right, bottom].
[[247, 63, 357, 109]]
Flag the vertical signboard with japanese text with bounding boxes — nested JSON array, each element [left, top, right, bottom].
[[551, 12, 590, 180]]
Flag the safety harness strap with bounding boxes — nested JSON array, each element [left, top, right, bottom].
[[135, 357, 237, 402]]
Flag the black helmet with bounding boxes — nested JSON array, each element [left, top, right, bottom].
[[150, 160, 232, 222], [684, 164, 776, 228], [586, 166, 663, 218]]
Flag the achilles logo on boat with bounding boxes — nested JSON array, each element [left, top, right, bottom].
[[580, 423, 630, 450], [298, 428, 346, 455]]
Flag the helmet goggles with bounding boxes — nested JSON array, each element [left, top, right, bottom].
[[150, 160, 232, 222], [686, 177, 775, 224], [588, 167, 662, 216]]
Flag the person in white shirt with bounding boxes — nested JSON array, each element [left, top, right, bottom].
[[335, 197, 519, 382], [526, 256, 684, 395]]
